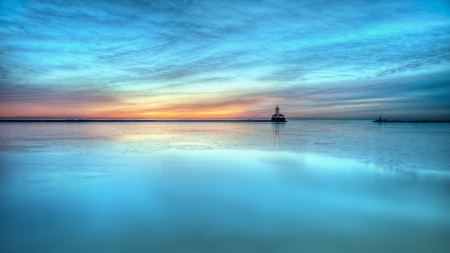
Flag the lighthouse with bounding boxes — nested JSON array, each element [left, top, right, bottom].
[[271, 105, 286, 122]]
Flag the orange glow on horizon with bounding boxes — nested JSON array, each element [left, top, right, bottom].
[[0, 93, 295, 119], [0, 84, 293, 119], [0, 104, 272, 119]]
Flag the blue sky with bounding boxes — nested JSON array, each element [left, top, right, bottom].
[[1, 0, 449, 119]]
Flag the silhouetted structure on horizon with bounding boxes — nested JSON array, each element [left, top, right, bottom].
[[271, 105, 286, 122], [373, 115, 449, 123], [373, 115, 386, 122]]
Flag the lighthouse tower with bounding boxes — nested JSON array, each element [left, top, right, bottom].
[[271, 105, 286, 122]]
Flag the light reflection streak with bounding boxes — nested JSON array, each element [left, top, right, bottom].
[[275, 123, 279, 151]]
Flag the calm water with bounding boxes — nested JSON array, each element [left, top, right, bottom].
[[1, 120, 449, 253]]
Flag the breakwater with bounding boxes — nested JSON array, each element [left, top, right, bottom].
[[373, 120, 450, 123], [0, 119, 273, 123]]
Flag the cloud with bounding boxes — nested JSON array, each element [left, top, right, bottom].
[[1, 0, 449, 118]]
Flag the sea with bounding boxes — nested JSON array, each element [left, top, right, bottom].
[[0, 120, 449, 253]]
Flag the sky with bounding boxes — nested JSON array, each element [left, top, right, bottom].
[[1, 0, 450, 119]]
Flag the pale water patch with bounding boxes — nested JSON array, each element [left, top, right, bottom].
[[115, 134, 178, 141], [172, 142, 208, 146]]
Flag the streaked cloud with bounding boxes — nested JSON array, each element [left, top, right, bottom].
[[1, 0, 449, 119]]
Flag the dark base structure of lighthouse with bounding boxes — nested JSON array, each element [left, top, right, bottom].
[[271, 117, 286, 122], [271, 105, 286, 122]]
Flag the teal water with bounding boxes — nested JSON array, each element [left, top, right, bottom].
[[1, 120, 449, 252]]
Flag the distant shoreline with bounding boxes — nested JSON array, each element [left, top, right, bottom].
[[0, 119, 275, 123]]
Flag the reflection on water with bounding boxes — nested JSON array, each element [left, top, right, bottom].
[[272, 122, 286, 151], [1, 121, 450, 252], [1, 121, 449, 171], [275, 123, 279, 150]]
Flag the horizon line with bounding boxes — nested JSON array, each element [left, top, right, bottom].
[[1, 117, 449, 121]]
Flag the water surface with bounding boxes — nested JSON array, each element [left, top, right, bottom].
[[1, 120, 449, 252]]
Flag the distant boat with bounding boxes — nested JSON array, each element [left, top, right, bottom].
[[271, 105, 286, 122]]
